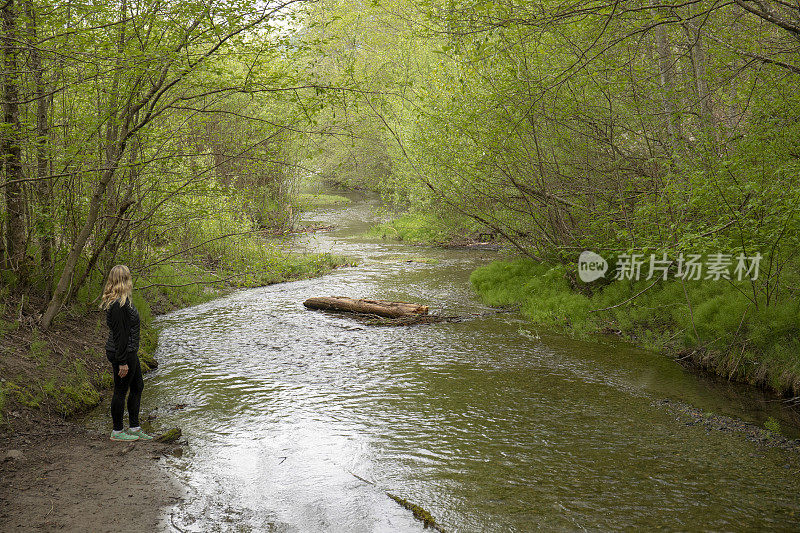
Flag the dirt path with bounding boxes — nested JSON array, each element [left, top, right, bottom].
[[1, 419, 182, 532]]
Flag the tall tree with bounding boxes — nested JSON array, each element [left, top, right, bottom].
[[1, 0, 26, 279], [25, 0, 53, 290]]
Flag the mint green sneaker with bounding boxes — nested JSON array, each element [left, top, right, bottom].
[[126, 428, 154, 441], [110, 430, 140, 442]]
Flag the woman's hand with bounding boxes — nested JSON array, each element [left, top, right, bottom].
[[118, 364, 129, 378]]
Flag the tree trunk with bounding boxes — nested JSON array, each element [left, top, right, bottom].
[[25, 0, 53, 292], [683, 20, 716, 137], [303, 297, 429, 318], [40, 0, 132, 328], [651, 1, 683, 148], [40, 133, 129, 329], [66, 198, 134, 304], [1, 0, 27, 280]]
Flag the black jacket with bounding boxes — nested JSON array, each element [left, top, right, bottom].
[[105, 299, 140, 364]]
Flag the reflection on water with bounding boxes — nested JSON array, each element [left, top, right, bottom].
[[114, 192, 800, 530]]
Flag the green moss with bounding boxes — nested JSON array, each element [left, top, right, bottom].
[[139, 351, 157, 372], [764, 416, 782, 438], [42, 360, 102, 416], [155, 427, 182, 443], [97, 370, 114, 389], [27, 333, 51, 364], [6, 381, 41, 409], [387, 493, 443, 531], [43, 379, 101, 417], [3, 360, 102, 418]]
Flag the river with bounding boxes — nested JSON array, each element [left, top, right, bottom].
[[122, 191, 800, 531]]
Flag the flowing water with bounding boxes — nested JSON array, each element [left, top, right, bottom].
[[106, 191, 800, 531]]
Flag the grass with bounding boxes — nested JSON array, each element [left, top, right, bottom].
[[3, 381, 40, 410], [367, 212, 458, 244], [174, 210, 356, 289], [0, 318, 16, 335], [471, 258, 800, 395]]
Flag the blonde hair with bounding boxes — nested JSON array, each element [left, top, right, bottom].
[[100, 264, 133, 310]]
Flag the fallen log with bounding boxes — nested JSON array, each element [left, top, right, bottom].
[[303, 296, 428, 318], [387, 493, 445, 532], [348, 472, 445, 532]]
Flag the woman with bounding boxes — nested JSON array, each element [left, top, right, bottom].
[[101, 265, 152, 442]]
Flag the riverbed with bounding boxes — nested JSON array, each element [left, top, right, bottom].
[[127, 191, 800, 530]]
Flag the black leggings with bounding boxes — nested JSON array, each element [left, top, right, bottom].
[[110, 353, 144, 431]]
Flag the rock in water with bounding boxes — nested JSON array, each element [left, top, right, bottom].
[[155, 428, 182, 443]]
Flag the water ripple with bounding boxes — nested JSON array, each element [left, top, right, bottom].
[[139, 193, 800, 532]]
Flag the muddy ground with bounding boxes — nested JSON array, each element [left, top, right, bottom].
[[1, 292, 183, 532], [0, 413, 183, 532]]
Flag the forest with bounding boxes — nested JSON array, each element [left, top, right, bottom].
[[1, 0, 799, 399], [2, 1, 800, 530]]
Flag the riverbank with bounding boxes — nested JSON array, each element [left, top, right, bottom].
[[365, 213, 800, 418], [0, 295, 176, 531], [366, 211, 495, 246], [1, 250, 353, 424], [470, 258, 800, 400], [0, 417, 181, 531], [0, 245, 353, 531]]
